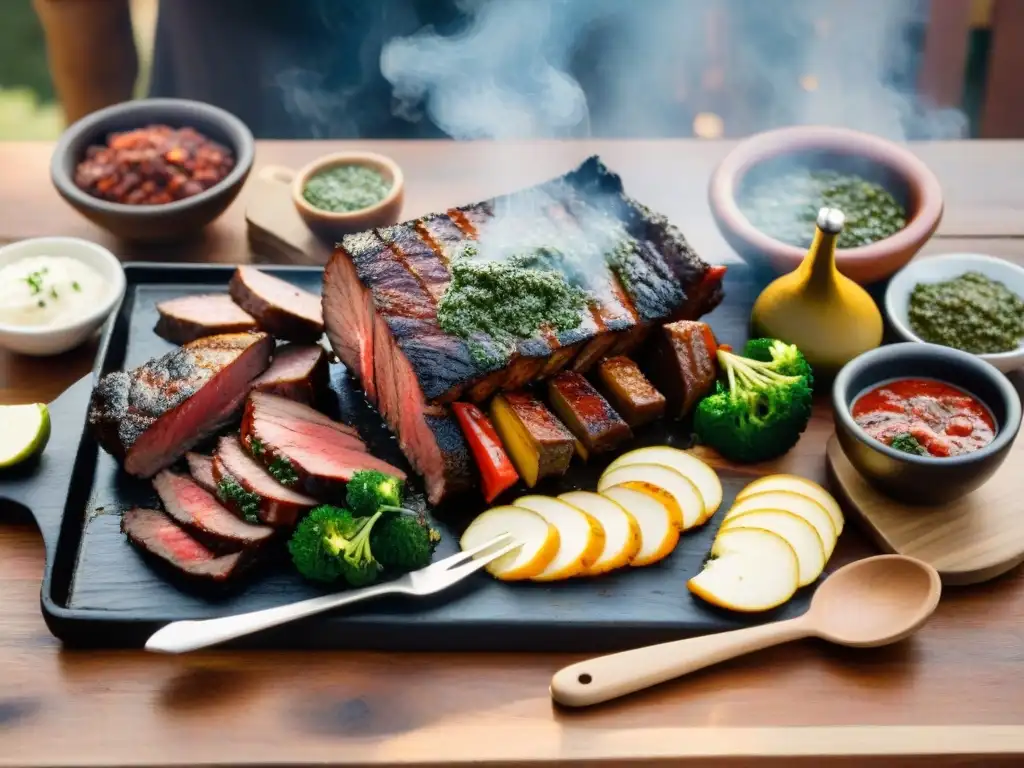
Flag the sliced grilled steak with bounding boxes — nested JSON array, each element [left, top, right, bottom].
[[185, 452, 218, 494], [213, 436, 317, 527], [88, 332, 274, 477], [122, 507, 247, 582], [241, 392, 405, 501], [249, 344, 328, 405], [153, 470, 273, 550], [229, 266, 324, 342], [155, 294, 258, 344]]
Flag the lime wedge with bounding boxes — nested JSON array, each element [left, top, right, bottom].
[[0, 403, 51, 468]]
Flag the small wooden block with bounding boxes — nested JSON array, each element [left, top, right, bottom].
[[826, 433, 1024, 585], [245, 169, 333, 266]]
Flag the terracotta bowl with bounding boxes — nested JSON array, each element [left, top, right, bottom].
[[708, 126, 944, 285], [261, 151, 405, 243]]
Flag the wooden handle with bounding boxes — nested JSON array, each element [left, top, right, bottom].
[[258, 165, 296, 186], [550, 617, 812, 707]]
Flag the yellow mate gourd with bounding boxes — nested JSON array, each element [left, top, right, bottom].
[[750, 207, 883, 378]]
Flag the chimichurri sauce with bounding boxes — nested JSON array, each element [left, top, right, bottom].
[[738, 169, 907, 249], [908, 271, 1024, 354], [302, 164, 391, 213]]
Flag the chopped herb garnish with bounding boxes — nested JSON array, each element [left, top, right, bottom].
[[72, 281, 81, 292], [269, 456, 298, 486], [36, 300, 45, 308], [50, 287, 59, 300], [249, 437, 265, 457], [24, 270, 45, 295], [216, 479, 261, 523]]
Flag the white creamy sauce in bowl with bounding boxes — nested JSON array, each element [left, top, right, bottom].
[[0, 255, 109, 327]]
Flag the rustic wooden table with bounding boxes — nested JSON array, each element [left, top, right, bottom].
[[1, 140, 1023, 767]]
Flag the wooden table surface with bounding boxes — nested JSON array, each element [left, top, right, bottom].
[[1, 139, 1023, 767]]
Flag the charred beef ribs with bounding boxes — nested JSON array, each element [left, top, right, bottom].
[[249, 343, 328, 405], [322, 156, 724, 504], [154, 294, 258, 345], [240, 392, 406, 501], [121, 507, 249, 581], [229, 266, 324, 343], [213, 435, 317, 527], [185, 452, 218, 494], [88, 332, 273, 477], [152, 470, 274, 550]]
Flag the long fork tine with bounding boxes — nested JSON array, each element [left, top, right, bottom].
[[425, 533, 513, 572], [432, 540, 523, 586]]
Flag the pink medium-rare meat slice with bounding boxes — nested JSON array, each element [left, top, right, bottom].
[[88, 332, 274, 478], [249, 344, 328, 405], [185, 452, 218, 494], [154, 294, 259, 345], [323, 231, 379, 403], [121, 507, 248, 582], [229, 266, 324, 343], [213, 436, 316, 527], [153, 470, 273, 550], [244, 391, 362, 440]]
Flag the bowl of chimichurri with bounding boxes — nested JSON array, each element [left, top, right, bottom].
[[267, 151, 405, 240], [709, 126, 943, 285], [885, 252, 1024, 373]]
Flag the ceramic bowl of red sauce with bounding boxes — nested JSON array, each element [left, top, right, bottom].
[[833, 343, 1021, 504]]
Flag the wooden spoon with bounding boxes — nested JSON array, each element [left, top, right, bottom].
[[550, 554, 941, 707]]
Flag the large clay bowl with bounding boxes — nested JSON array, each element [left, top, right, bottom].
[[709, 126, 944, 285]]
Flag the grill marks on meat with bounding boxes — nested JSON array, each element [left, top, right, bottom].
[[152, 470, 273, 550], [249, 344, 328, 405], [213, 436, 316, 527], [154, 294, 258, 344], [322, 233, 376, 403], [241, 392, 405, 501], [185, 452, 218, 494], [122, 507, 248, 582], [88, 332, 274, 477], [229, 266, 324, 343]]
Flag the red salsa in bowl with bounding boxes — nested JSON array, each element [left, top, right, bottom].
[[851, 377, 996, 458]]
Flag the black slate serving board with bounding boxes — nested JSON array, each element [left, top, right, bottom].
[[0, 261, 820, 650]]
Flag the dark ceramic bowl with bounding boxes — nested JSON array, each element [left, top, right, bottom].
[[50, 98, 254, 243], [832, 343, 1021, 505], [708, 125, 944, 285]]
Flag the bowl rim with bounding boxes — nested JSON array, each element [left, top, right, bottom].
[[0, 236, 126, 337], [709, 125, 944, 263], [832, 342, 1023, 467], [884, 252, 1024, 363], [49, 97, 255, 216], [288, 151, 405, 223]]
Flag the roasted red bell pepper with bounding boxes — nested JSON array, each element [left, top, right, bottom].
[[452, 401, 520, 503]]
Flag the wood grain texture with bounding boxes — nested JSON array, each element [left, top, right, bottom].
[[1, 139, 1024, 766], [826, 434, 1024, 585]]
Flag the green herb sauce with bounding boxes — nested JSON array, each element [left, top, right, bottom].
[[302, 164, 391, 213], [268, 456, 299, 486], [908, 271, 1024, 354], [890, 433, 927, 456], [216, 479, 261, 524], [737, 169, 907, 249], [437, 248, 588, 369]]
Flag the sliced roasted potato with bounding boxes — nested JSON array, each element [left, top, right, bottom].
[[490, 392, 575, 487], [600, 486, 679, 567], [460, 505, 560, 581], [721, 509, 825, 587], [736, 474, 844, 536], [605, 445, 723, 524], [598, 462, 703, 531], [687, 527, 799, 612], [513, 495, 605, 581], [725, 490, 838, 558], [559, 490, 642, 575]]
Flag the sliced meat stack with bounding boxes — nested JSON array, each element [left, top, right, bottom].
[[249, 343, 328, 405], [88, 332, 274, 477], [322, 155, 725, 503], [241, 391, 406, 501], [212, 435, 317, 528], [229, 266, 324, 343], [121, 507, 249, 582], [185, 452, 218, 494], [154, 294, 258, 344]]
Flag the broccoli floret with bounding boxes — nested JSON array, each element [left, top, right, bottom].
[[346, 469, 407, 517], [693, 347, 813, 463], [371, 513, 441, 572], [890, 433, 927, 456], [287, 505, 383, 586], [742, 338, 814, 387]]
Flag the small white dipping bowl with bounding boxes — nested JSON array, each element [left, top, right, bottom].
[[0, 237, 125, 356], [885, 252, 1024, 373]]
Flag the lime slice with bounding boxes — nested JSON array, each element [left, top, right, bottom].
[[0, 403, 51, 468]]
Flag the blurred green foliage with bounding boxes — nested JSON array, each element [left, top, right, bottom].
[[0, 2, 61, 139]]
